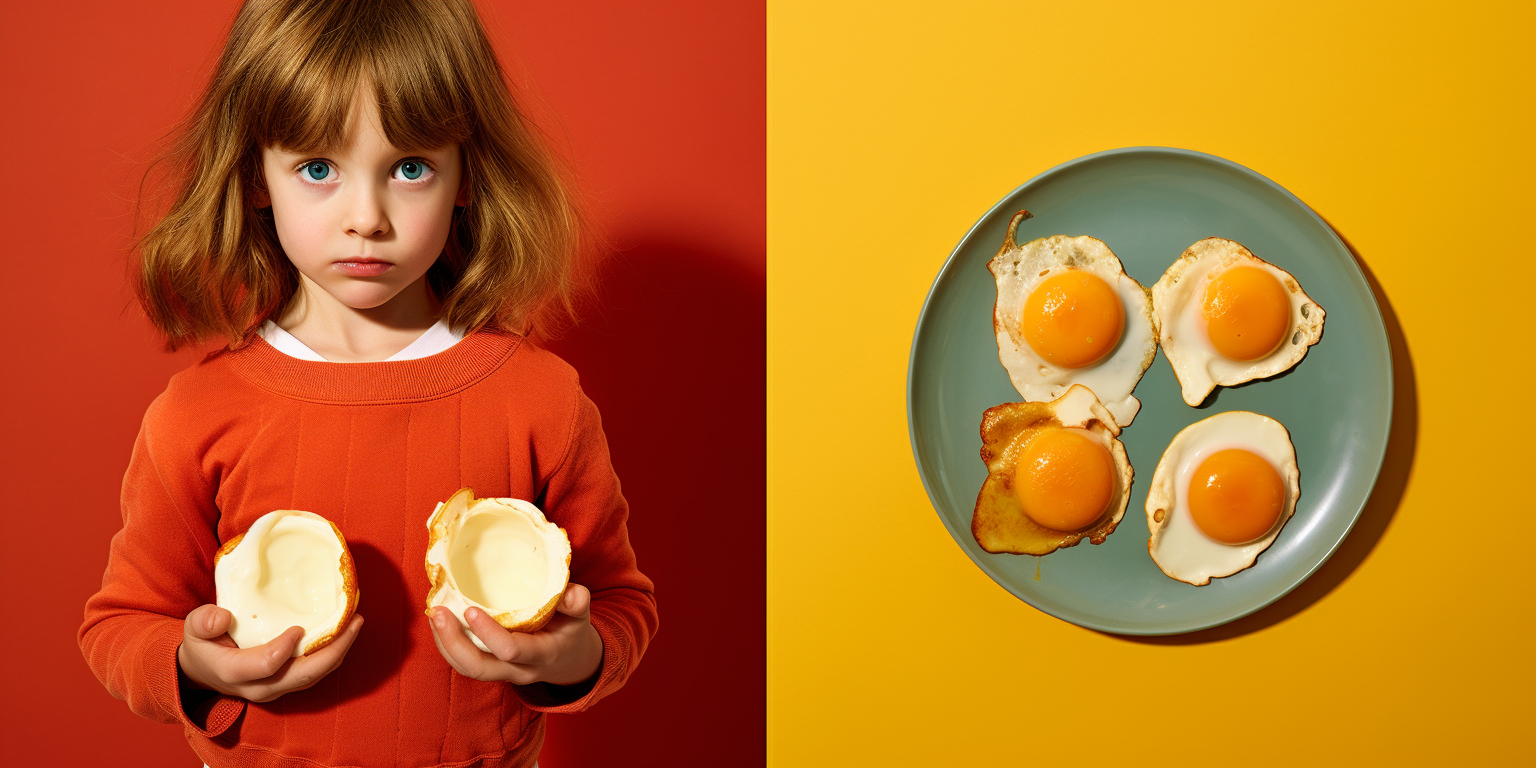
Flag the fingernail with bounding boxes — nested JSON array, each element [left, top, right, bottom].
[[433, 612, 445, 629]]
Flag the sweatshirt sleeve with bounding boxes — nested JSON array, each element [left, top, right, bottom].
[[511, 387, 659, 713], [78, 393, 246, 735]]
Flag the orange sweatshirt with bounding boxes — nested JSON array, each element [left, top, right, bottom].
[[79, 329, 657, 768]]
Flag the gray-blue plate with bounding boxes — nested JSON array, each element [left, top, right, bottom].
[[907, 147, 1392, 635]]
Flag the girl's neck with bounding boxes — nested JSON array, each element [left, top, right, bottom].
[[276, 274, 443, 363]]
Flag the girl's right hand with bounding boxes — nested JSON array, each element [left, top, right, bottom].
[[177, 604, 364, 703]]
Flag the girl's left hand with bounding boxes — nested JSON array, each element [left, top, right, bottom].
[[428, 583, 603, 687]]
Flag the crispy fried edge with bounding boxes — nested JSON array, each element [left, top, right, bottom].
[[970, 389, 1133, 556]]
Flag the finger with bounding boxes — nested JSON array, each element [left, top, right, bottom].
[[428, 614, 474, 678], [294, 614, 364, 672], [463, 607, 526, 664], [555, 584, 591, 619], [185, 605, 233, 640], [464, 607, 551, 667], [225, 625, 303, 683], [431, 607, 491, 679], [261, 615, 365, 694], [467, 608, 561, 680]]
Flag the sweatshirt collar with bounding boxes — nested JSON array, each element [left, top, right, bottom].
[[221, 327, 522, 404]]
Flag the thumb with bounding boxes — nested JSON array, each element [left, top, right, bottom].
[[556, 583, 591, 620], [185, 604, 232, 640]]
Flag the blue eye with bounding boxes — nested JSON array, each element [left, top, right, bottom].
[[302, 161, 331, 181], [398, 161, 427, 181]]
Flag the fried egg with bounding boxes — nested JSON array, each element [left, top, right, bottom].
[[1153, 238, 1325, 406], [989, 210, 1157, 426], [972, 384, 1133, 556], [1145, 411, 1300, 585]]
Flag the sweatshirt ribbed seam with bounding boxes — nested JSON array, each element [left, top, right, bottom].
[[329, 410, 354, 766], [543, 382, 585, 488], [395, 406, 412, 767], [288, 407, 303, 510], [278, 409, 307, 754], [438, 395, 464, 767], [141, 420, 216, 567]]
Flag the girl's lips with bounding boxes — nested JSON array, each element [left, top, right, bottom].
[[335, 261, 392, 277]]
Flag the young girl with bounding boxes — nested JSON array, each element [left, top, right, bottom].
[[78, 1, 657, 766]]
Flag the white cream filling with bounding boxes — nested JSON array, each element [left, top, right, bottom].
[[425, 496, 570, 653], [448, 512, 550, 610], [215, 510, 348, 656]]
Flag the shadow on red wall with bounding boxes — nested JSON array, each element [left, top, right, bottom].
[[541, 235, 764, 766]]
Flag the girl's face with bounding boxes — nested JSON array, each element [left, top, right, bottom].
[[255, 88, 468, 316]]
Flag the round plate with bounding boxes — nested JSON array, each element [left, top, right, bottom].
[[907, 147, 1392, 635]]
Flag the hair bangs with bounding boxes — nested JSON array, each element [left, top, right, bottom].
[[246, 2, 472, 155], [363, 4, 474, 152], [242, 4, 366, 155]]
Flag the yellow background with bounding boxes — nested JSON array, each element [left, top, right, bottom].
[[768, 2, 1534, 766]]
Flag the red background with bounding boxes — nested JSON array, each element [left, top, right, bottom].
[[0, 2, 763, 766]]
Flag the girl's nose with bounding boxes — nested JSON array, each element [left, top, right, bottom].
[[344, 185, 390, 237]]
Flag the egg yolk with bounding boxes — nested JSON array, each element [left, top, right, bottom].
[[1021, 270, 1125, 369], [1201, 266, 1290, 361], [1014, 428, 1116, 532], [1187, 449, 1285, 544]]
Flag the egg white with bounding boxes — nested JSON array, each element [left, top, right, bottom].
[[1145, 410, 1300, 586], [989, 212, 1157, 427], [1153, 238, 1325, 406]]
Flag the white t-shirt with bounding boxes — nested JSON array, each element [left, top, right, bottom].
[[258, 318, 465, 362]]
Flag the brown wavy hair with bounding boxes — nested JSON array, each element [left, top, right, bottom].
[[131, 0, 583, 352]]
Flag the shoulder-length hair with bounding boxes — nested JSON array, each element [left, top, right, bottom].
[[133, 0, 582, 351]]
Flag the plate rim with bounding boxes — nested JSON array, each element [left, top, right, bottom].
[[905, 145, 1394, 635]]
